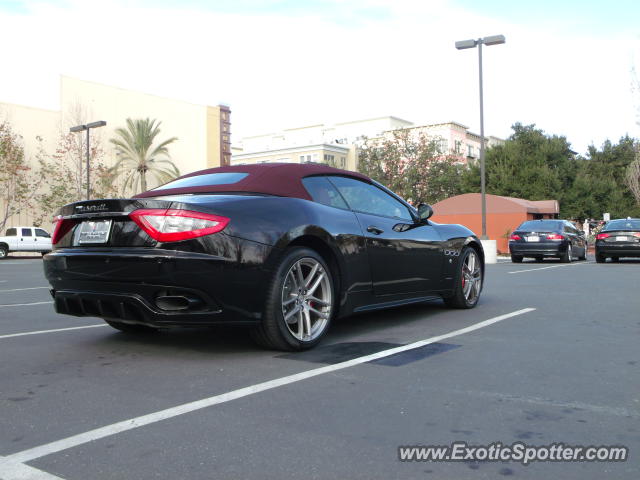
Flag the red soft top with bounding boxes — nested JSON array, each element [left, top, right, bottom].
[[134, 162, 372, 200]]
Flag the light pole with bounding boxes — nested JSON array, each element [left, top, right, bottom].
[[70, 120, 107, 200], [455, 34, 505, 240]]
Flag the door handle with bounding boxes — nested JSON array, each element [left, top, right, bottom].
[[367, 226, 384, 235]]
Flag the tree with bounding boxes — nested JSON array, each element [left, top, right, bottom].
[[110, 118, 180, 194], [626, 148, 640, 208], [0, 121, 40, 231], [35, 130, 117, 224], [357, 129, 463, 205]]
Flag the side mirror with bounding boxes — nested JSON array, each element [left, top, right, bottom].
[[417, 203, 433, 221]]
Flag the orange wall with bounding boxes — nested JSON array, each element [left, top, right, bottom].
[[431, 212, 529, 253]]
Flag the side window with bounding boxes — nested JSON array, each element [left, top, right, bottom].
[[21, 228, 33, 237], [327, 176, 413, 221], [35, 229, 51, 238], [6, 228, 16, 237], [302, 176, 348, 209]]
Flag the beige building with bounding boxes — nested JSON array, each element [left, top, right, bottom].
[[233, 117, 503, 171], [0, 75, 230, 228]]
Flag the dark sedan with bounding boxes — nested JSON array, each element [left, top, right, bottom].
[[44, 163, 484, 351], [509, 219, 587, 263], [595, 218, 640, 263]]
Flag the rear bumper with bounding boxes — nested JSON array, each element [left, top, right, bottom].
[[595, 243, 640, 257], [509, 242, 566, 257], [44, 246, 275, 327]]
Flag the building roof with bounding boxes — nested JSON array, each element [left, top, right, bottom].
[[134, 163, 371, 200], [432, 193, 559, 215]]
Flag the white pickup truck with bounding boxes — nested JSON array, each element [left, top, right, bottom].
[[0, 226, 53, 259]]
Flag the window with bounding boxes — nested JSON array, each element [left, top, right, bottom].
[[35, 229, 50, 238], [340, 157, 346, 168], [299, 154, 312, 163], [21, 228, 32, 237], [323, 154, 335, 165], [604, 219, 640, 231], [327, 176, 412, 221], [302, 177, 348, 209], [467, 144, 474, 157], [454, 140, 462, 154], [5, 228, 16, 237], [152, 172, 248, 191], [438, 139, 448, 154], [517, 220, 561, 232]]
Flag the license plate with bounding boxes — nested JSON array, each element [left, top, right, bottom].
[[615, 236, 628, 241], [77, 220, 112, 245], [526, 236, 540, 242]]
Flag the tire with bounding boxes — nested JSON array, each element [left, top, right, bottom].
[[595, 252, 606, 263], [104, 320, 158, 334], [0, 246, 8, 259], [511, 255, 523, 263], [611, 256, 620, 263], [534, 256, 544, 263], [251, 247, 335, 351], [561, 244, 572, 263], [444, 246, 483, 309]]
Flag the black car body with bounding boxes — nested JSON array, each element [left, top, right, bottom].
[[595, 218, 640, 263], [44, 163, 484, 350], [509, 219, 587, 263]]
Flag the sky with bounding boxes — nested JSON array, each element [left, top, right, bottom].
[[0, 0, 639, 155]]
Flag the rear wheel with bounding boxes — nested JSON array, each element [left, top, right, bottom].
[[0, 246, 8, 259], [534, 256, 544, 263], [561, 244, 572, 263], [595, 252, 606, 263], [444, 246, 482, 309], [104, 320, 158, 334], [611, 256, 620, 262], [251, 247, 334, 351], [511, 255, 523, 263]]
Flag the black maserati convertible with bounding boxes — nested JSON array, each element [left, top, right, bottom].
[[44, 163, 484, 350]]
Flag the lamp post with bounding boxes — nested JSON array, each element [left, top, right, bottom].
[[455, 34, 505, 240], [70, 120, 107, 200]]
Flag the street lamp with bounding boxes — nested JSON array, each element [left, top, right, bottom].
[[70, 120, 107, 200], [455, 34, 505, 240]]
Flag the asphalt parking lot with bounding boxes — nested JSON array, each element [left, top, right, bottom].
[[1, 256, 639, 479]]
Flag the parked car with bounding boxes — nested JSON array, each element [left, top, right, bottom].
[[0, 226, 52, 259], [595, 218, 640, 263], [43, 163, 484, 351], [509, 219, 587, 263]]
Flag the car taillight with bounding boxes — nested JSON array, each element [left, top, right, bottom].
[[129, 209, 229, 242], [52, 216, 77, 245], [509, 234, 521, 240], [634, 233, 640, 238], [546, 233, 564, 240], [596, 233, 610, 240]]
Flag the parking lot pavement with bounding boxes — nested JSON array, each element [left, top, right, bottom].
[[1, 257, 639, 479]]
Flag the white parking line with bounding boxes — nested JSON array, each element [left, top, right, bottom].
[[0, 324, 107, 340], [0, 301, 53, 308], [0, 456, 64, 480], [0, 260, 43, 265], [508, 263, 586, 274], [0, 286, 49, 293], [0, 307, 535, 471]]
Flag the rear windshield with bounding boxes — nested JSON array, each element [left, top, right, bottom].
[[152, 172, 249, 191], [517, 220, 561, 232], [604, 219, 640, 231]]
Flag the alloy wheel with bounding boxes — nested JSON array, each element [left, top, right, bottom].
[[461, 250, 482, 304], [281, 257, 332, 342]]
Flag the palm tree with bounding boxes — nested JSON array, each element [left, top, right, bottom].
[[110, 118, 180, 194]]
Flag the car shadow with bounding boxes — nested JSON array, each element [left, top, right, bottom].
[[86, 299, 450, 356]]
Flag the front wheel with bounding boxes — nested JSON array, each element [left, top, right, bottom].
[[444, 246, 483, 309], [251, 247, 335, 351]]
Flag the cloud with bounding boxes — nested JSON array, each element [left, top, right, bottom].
[[0, 0, 638, 154]]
